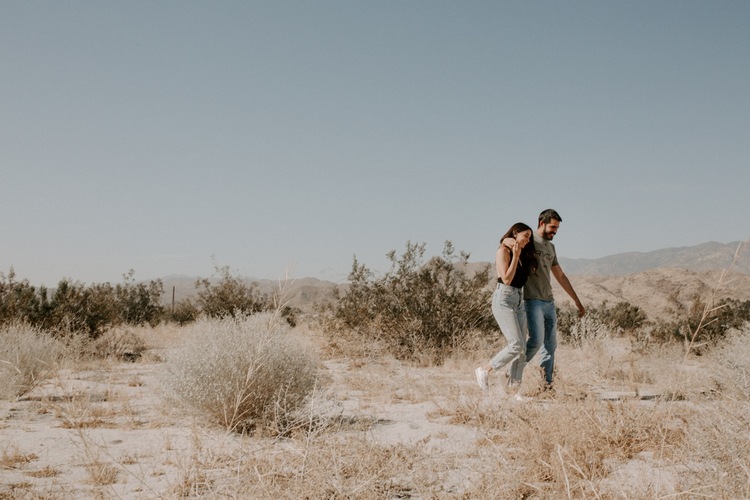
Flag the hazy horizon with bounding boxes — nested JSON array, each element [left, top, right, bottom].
[[3, 239, 745, 286]]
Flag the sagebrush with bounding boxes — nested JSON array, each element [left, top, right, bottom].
[[322, 241, 495, 363], [160, 313, 318, 433], [0, 322, 66, 399]]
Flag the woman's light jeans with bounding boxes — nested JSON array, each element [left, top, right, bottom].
[[490, 283, 527, 386]]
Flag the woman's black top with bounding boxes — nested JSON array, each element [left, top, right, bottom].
[[498, 256, 530, 289]]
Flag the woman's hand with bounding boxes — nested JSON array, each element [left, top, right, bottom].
[[506, 237, 527, 254], [501, 237, 515, 249], [511, 240, 521, 256]]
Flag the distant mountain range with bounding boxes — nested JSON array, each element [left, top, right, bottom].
[[160, 240, 749, 320], [492, 240, 749, 319], [559, 241, 748, 276]]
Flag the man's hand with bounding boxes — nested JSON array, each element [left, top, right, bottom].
[[552, 265, 586, 318]]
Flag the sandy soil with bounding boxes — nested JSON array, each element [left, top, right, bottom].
[[0, 343, 692, 499]]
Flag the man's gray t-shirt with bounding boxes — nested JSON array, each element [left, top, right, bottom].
[[524, 232, 558, 301]]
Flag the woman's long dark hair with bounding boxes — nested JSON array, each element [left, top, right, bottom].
[[499, 222, 538, 272]]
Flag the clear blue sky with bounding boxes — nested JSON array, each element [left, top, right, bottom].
[[2, 1, 748, 286]]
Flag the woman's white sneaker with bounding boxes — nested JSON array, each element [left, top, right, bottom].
[[475, 367, 489, 390]]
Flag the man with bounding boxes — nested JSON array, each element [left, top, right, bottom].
[[508, 209, 585, 388]]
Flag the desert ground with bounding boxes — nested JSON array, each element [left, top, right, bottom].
[[2, 313, 749, 499]]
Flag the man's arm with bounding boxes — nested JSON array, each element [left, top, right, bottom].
[[551, 265, 585, 317]]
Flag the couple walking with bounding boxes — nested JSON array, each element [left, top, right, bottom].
[[475, 209, 585, 399]]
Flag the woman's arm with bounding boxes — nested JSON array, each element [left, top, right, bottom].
[[496, 243, 520, 285]]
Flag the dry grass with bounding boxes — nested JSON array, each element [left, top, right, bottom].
[[86, 461, 119, 485], [25, 466, 60, 478], [1, 446, 38, 470]]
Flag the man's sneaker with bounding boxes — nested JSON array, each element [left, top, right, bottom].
[[475, 367, 489, 390]]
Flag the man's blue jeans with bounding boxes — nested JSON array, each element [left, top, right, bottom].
[[510, 299, 557, 385]]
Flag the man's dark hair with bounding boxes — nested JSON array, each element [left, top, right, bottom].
[[538, 209, 562, 225]]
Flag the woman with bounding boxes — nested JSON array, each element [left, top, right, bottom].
[[475, 222, 537, 398]]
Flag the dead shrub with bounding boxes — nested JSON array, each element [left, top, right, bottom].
[[87, 327, 146, 361], [705, 324, 750, 400], [160, 313, 319, 433], [0, 322, 66, 399]]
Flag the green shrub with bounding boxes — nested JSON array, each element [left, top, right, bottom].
[[43, 273, 164, 338], [322, 241, 495, 363], [634, 296, 750, 353], [160, 313, 318, 433], [0, 322, 66, 400], [168, 298, 199, 325], [605, 301, 647, 332], [115, 270, 164, 326], [561, 297, 750, 351], [683, 296, 750, 345], [0, 268, 50, 326], [44, 279, 117, 337], [195, 265, 269, 318], [1, 267, 166, 338]]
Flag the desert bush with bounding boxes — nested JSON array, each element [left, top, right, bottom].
[[0, 268, 50, 326], [566, 313, 614, 348], [557, 305, 610, 346], [682, 295, 750, 346], [556, 305, 578, 340], [562, 297, 750, 351], [629, 320, 681, 351], [87, 327, 147, 362], [115, 269, 164, 326], [321, 241, 495, 363], [630, 297, 750, 353], [1, 269, 165, 338], [168, 298, 199, 325], [45, 280, 119, 337], [604, 301, 647, 332], [705, 325, 750, 400], [195, 265, 269, 318], [559, 301, 646, 342], [160, 313, 318, 433], [0, 322, 67, 399]]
